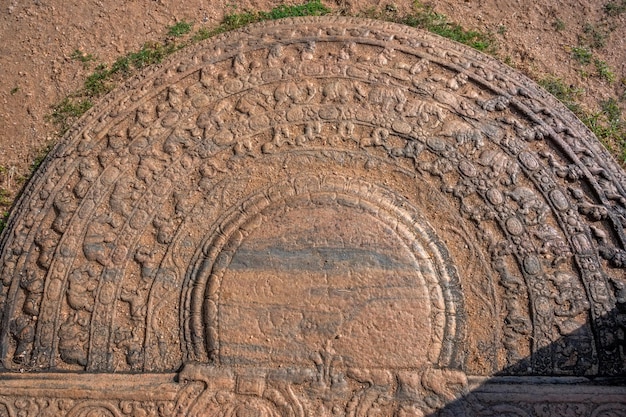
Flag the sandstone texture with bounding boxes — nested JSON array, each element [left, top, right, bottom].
[[0, 16, 625, 416]]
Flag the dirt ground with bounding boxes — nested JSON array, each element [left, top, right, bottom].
[[1, 0, 625, 215]]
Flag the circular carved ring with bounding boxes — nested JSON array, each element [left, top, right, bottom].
[[0, 16, 623, 379]]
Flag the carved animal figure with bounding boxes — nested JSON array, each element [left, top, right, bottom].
[[506, 186, 548, 224], [421, 368, 467, 403], [235, 91, 270, 116], [369, 85, 406, 112], [10, 316, 35, 364], [274, 82, 315, 107], [533, 224, 571, 266], [20, 269, 44, 316], [403, 99, 445, 129], [550, 272, 590, 317], [322, 80, 353, 104], [58, 314, 89, 366], [478, 149, 519, 184], [83, 215, 117, 266], [67, 267, 98, 312], [360, 128, 389, 148]]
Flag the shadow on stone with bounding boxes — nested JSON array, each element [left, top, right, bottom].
[[426, 306, 626, 416]]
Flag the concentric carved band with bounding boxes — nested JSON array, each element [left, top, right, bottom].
[[0, 14, 625, 416]]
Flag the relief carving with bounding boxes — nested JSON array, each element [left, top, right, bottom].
[[0, 15, 624, 413], [175, 357, 468, 417]]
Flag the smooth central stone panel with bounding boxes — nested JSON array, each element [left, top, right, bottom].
[[218, 202, 432, 369]]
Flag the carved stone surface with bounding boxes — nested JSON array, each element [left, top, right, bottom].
[[0, 16, 625, 415]]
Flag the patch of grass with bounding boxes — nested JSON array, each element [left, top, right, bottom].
[[381, 1, 496, 53], [569, 45, 615, 84], [222, 11, 260, 29], [119, 42, 180, 72], [604, 0, 626, 16], [580, 23, 608, 49], [261, 0, 331, 19], [0, 189, 11, 234], [84, 64, 112, 96], [538, 77, 584, 113], [571, 46, 592, 65], [211, 0, 330, 36], [10, 86, 19, 95], [497, 25, 507, 35], [541, 77, 626, 164], [579, 100, 626, 160], [167, 21, 193, 37], [192, 28, 213, 42], [0, 188, 10, 207], [553, 19, 565, 31], [0, 211, 8, 235], [30, 144, 54, 172], [110, 55, 131, 74], [601, 98, 622, 123], [594, 58, 615, 83], [70, 49, 96, 68], [47, 97, 93, 134]]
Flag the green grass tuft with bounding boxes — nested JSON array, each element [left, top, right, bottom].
[[604, 0, 626, 16], [601, 98, 622, 123], [222, 11, 259, 30], [84, 64, 112, 95], [553, 19, 565, 31], [167, 21, 193, 37], [571, 46, 592, 65], [0, 211, 8, 235], [579, 102, 626, 161], [47, 98, 93, 134], [0, 188, 10, 207], [261, 0, 330, 19], [569, 45, 615, 84], [540, 77, 626, 164], [538, 77, 584, 113], [192, 28, 213, 42], [580, 23, 608, 49], [370, 1, 495, 53], [215, 0, 330, 35], [121, 42, 179, 70], [70, 49, 96, 69], [594, 58, 615, 83], [110, 42, 181, 75], [30, 144, 54, 172]]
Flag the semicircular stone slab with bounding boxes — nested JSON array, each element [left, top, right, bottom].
[[0, 16, 625, 416]]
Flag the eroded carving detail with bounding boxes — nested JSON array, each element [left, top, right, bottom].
[[0, 15, 625, 413]]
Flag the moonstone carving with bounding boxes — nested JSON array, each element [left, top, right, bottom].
[[0, 16, 624, 416]]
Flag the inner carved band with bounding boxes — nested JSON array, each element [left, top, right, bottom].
[[184, 175, 464, 369]]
